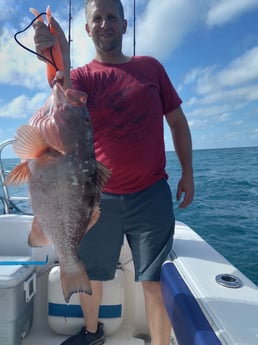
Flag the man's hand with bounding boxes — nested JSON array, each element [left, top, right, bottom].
[[176, 172, 194, 209], [33, 14, 71, 89]]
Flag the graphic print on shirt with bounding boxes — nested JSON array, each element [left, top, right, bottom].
[[88, 68, 164, 146]]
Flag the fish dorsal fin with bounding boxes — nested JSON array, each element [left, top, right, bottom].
[[14, 125, 48, 160], [28, 217, 50, 247], [4, 161, 29, 186], [95, 161, 111, 194]]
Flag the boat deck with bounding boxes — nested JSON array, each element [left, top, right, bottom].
[[19, 271, 178, 345], [22, 321, 178, 345], [22, 326, 146, 345]]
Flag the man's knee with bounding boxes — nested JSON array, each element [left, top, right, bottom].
[[142, 281, 162, 296]]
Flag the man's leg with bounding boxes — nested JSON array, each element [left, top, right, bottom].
[[124, 179, 174, 344], [80, 280, 103, 332], [60, 281, 104, 344], [142, 281, 171, 345]]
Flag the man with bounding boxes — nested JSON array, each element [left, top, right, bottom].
[[33, 1, 194, 344]]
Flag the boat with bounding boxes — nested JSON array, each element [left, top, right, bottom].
[[1, 139, 258, 345]]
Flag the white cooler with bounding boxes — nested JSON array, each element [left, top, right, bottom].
[[48, 266, 125, 336], [0, 257, 36, 345]]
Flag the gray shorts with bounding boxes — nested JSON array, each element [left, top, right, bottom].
[[78, 178, 175, 281]]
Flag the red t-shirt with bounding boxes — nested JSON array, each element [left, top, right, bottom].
[[70, 56, 182, 194]]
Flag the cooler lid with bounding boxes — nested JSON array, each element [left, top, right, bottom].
[[0, 256, 34, 288]]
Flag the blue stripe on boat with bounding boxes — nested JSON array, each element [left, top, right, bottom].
[[161, 261, 223, 345], [48, 303, 122, 319]]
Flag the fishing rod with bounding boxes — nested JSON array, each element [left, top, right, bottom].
[[68, 0, 73, 48], [68, 0, 73, 68], [133, 0, 136, 56]]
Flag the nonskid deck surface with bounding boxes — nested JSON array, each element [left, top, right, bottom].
[[21, 327, 177, 345], [21, 325, 147, 345], [21, 320, 178, 345]]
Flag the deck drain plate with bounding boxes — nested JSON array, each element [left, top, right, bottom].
[[215, 273, 242, 288]]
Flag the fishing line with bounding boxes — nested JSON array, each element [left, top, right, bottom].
[[14, 12, 58, 71]]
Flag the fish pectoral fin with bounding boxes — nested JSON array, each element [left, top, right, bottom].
[[60, 260, 92, 303], [87, 162, 110, 231], [4, 162, 29, 186], [14, 125, 48, 160], [95, 161, 111, 193], [86, 206, 100, 231], [28, 218, 50, 247]]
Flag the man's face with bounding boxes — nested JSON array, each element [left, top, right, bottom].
[[86, 0, 127, 53]]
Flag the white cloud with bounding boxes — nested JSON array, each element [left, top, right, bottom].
[[0, 92, 48, 119], [196, 84, 258, 106], [218, 112, 231, 122], [0, 0, 17, 22], [0, 23, 48, 90], [1, 0, 258, 151], [188, 119, 208, 129], [217, 47, 258, 87], [1, 0, 258, 90], [132, 0, 200, 59], [0, 6, 96, 88], [187, 104, 235, 118], [181, 40, 258, 149], [183, 46, 258, 106], [207, 0, 258, 27], [70, 9, 96, 67]]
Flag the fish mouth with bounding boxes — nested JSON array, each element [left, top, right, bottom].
[[52, 77, 65, 94], [52, 78, 87, 107]]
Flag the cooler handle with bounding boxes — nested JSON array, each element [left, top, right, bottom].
[[24, 273, 37, 303]]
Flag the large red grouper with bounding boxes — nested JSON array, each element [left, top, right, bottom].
[[5, 75, 111, 303]]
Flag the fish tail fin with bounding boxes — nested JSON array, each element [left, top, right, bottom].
[[60, 260, 92, 303]]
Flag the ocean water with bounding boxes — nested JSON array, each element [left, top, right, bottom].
[[167, 146, 258, 286], [1, 147, 258, 285]]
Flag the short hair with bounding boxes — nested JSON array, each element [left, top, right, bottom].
[[85, 0, 125, 20]]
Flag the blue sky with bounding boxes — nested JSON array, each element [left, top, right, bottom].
[[0, 0, 258, 157]]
